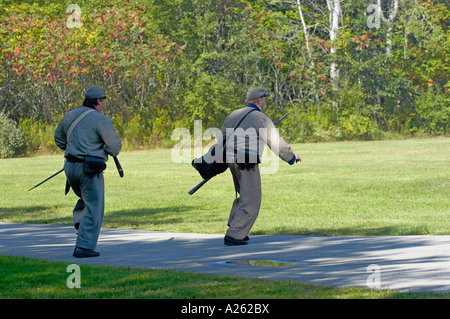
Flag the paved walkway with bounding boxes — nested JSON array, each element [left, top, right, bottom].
[[1, 222, 449, 293]]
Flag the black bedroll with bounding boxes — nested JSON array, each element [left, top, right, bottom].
[[191, 146, 228, 181]]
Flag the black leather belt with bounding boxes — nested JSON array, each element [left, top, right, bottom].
[[66, 156, 84, 163]]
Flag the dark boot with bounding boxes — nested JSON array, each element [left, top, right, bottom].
[[73, 246, 100, 258], [224, 235, 248, 246]]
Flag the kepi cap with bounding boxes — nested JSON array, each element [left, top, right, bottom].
[[85, 85, 107, 100], [247, 88, 270, 101]]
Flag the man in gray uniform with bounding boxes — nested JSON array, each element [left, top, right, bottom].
[[55, 86, 122, 257], [222, 88, 300, 246]]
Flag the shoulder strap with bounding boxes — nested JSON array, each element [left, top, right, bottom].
[[234, 108, 257, 131], [67, 109, 96, 140], [222, 108, 257, 146]]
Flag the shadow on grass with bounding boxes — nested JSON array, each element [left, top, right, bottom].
[[104, 206, 197, 228], [0, 206, 49, 215], [0, 206, 432, 236], [0, 206, 72, 225], [0, 205, 221, 231], [252, 225, 432, 236]]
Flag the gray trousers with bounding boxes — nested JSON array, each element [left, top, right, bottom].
[[226, 163, 262, 240], [64, 161, 105, 250]]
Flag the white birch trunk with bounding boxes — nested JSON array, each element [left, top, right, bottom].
[[295, 0, 312, 60], [379, 0, 399, 56], [327, 0, 341, 111]]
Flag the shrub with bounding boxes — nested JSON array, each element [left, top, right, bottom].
[[17, 117, 60, 156], [0, 111, 24, 158], [338, 114, 381, 140], [414, 89, 450, 135], [275, 104, 332, 144]]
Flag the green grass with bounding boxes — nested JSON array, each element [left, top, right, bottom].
[[1, 138, 449, 299], [1, 138, 449, 235], [1, 255, 447, 299]]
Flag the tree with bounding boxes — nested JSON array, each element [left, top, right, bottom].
[[326, 0, 342, 112]]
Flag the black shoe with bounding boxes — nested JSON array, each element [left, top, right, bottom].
[[74, 223, 80, 230], [73, 246, 100, 258], [244, 236, 250, 241], [224, 235, 248, 246]]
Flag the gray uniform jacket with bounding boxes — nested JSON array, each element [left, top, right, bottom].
[[221, 106, 295, 165], [54, 106, 122, 160]]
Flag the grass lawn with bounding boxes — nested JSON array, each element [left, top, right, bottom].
[[1, 138, 449, 235], [1, 138, 449, 299]]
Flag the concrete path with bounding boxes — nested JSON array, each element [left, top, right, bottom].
[[1, 222, 449, 293]]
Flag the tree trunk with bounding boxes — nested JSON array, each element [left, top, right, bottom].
[[327, 0, 341, 113], [295, 0, 312, 60], [379, 0, 399, 56]]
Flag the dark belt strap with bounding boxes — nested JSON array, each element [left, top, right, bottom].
[[66, 156, 84, 163]]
